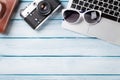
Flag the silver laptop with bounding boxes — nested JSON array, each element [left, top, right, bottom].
[[62, 0, 120, 45]]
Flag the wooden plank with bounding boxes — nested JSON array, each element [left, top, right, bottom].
[[0, 76, 120, 80], [12, 1, 67, 19], [0, 39, 120, 56], [0, 20, 87, 37], [0, 57, 120, 74]]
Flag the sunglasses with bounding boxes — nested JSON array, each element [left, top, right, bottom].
[[62, 9, 102, 24]]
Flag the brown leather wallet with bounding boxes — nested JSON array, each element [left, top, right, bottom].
[[0, 0, 18, 33]]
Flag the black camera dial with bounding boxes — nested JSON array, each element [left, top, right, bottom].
[[38, 1, 51, 15]]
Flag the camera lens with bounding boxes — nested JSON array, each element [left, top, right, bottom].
[[38, 1, 51, 15]]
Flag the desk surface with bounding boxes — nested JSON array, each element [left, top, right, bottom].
[[1, 0, 120, 80]]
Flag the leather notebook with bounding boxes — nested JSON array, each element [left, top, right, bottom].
[[0, 0, 18, 33]]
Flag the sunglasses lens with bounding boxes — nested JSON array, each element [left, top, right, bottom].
[[63, 10, 80, 23], [84, 11, 101, 23]]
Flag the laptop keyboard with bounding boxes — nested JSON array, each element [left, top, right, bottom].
[[71, 0, 120, 23]]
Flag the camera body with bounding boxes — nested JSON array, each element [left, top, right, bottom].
[[20, 0, 61, 30]]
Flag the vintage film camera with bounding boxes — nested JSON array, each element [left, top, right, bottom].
[[20, 0, 61, 30], [0, 0, 18, 33]]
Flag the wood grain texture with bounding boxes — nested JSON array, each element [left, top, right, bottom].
[[0, 76, 120, 80], [0, 57, 120, 74], [0, 0, 120, 79], [0, 39, 120, 56], [0, 20, 87, 37]]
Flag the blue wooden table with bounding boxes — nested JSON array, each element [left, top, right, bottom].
[[1, 0, 120, 80]]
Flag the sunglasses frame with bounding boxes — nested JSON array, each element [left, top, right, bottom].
[[62, 8, 102, 24]]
